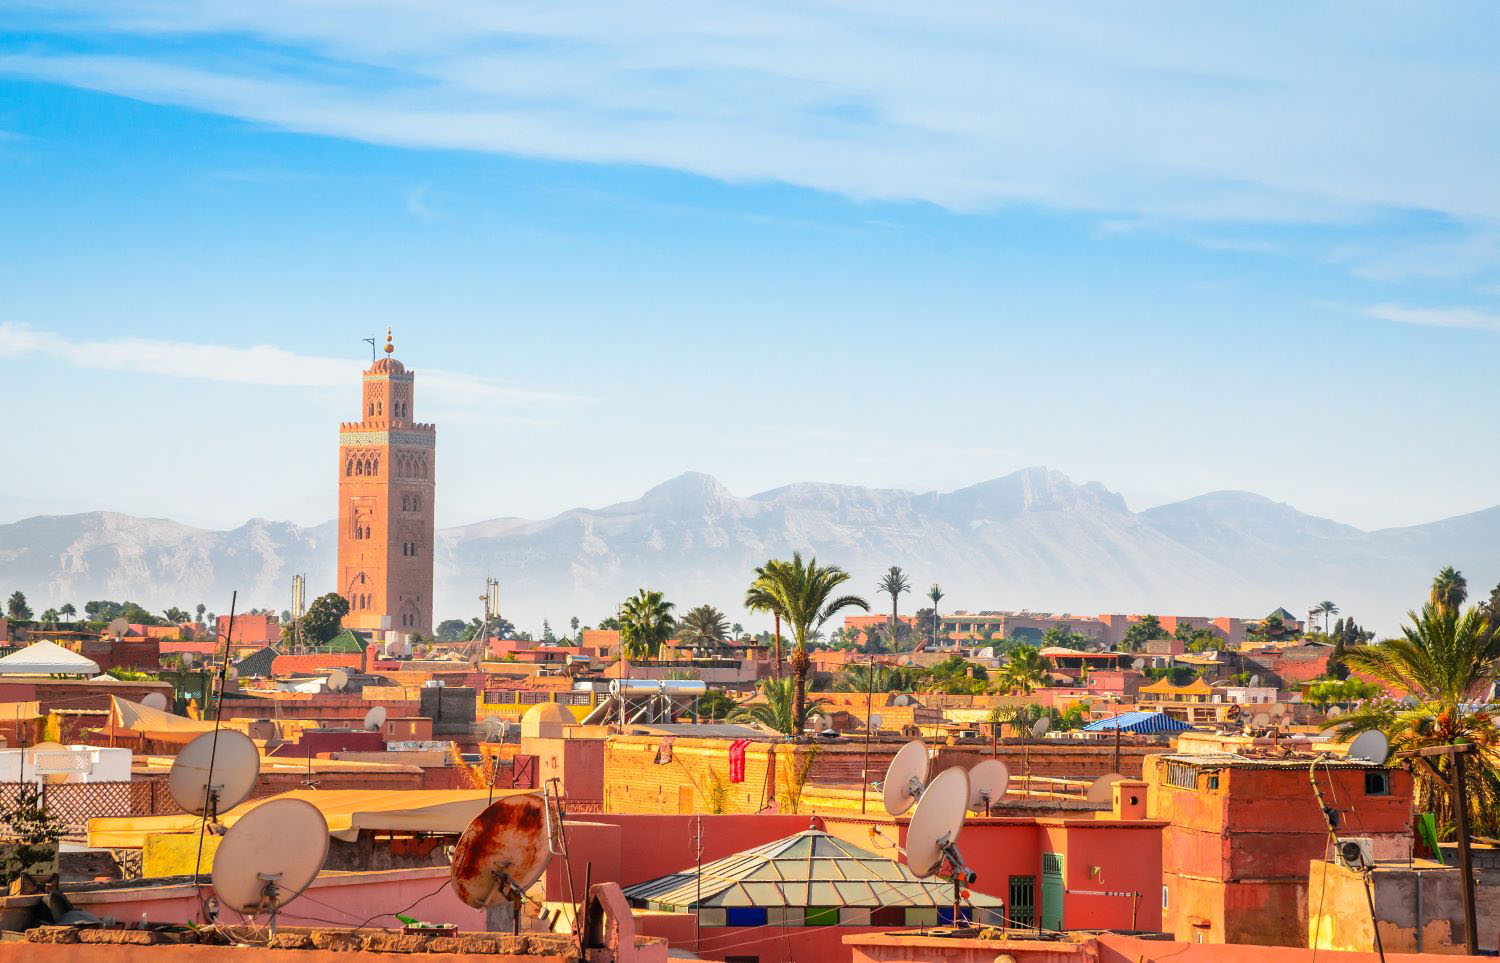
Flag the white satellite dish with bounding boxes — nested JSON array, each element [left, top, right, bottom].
[[966, 759, 1010, 813], [1086, 772, 1126, 804], [868, 713, 883, 731], [1347, 730, 1390, 766], [169, 729, 260, 818], [809, 714, 826, 731], [107, 617, 130, 638], [1252, 713, 1272, 727], [977, 647, 995, 659], [1249, 674, 1261, 688], [906, 766, 970, 878], [1327, 706, 1343, 718], [141, 692, 169, 711], [892, 693, 912, 706], [327, 669, 349, 693], [212, 798, 328, 926], [882, 739, 930, 816], [363, 705, 387, 731], [1030, 717, 1052, 739], [1131, 658, 1146, 671], [480, 715, 504, 742]]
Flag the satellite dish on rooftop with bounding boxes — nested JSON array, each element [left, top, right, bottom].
[[451, 795, 554, 910], [169, 729, 260, 818], [1030, 717, 1052, 739], [906, 766, 970, 879], [1086, 773, 1126, 804], [882, 739, 930, 816], [892, 693, 912, 706], [1326, 706, 1343, 718], [809, 714, 827, 731], [1347, 730, 1390, 766], [977, 647, 995, 659], [1131, 658, 1146, 671], [1249, 674, 1261, 688], [141, 692, 169, 711], [1252, 713, 1271, 727], [107, 617, 130, 638], [212, 798, 328, 928], [480, 715, 504, 742], [966, 759, 1010, 813], [868, 713, 883, 731], [363, 705, 387, 731], [327, 669, 349, 693]]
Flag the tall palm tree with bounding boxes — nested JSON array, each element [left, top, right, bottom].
[[927, 584, 944, 648], [836, 662, 915, 693], [1328, 601, 1500, 834], [878, 566, 911, 638], [60, 603, 76, 623], [1431, 566, 1468, 614], [619, 589, 676, 661], [746, 553, 869, 737], [998, 644, 1048, 694], [1319, 600, 1339, 634], [731, 678, 831, 737], [676, 604, 731, 651]]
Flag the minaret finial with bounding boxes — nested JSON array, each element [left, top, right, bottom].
[[384, 326, 394, 355]]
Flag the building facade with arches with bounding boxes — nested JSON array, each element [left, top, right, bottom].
[[337, 329, 435, 638]]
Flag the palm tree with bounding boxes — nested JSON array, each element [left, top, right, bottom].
[[731, 677, 831, 737], [836, 662, 914, 693], [676, 605, 731, 651], [746, 553, 869, 737], [1327, 601, 1500, 834], [60, 603, 76, 623], [877, 567, 911, 639], [926, 584, 944, 648], [570, 616, 580, 641], [619, 589, 676, 661], [998, 644, 1048, 694], [1319, 600, 1339, 634], [1431, 566, 1468, 614], [39, 608, 59, 624]]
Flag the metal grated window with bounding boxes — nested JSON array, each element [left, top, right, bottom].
[[1164, 762, 1198, 790]]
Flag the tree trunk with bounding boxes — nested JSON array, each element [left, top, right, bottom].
[[789, 645, 811, 740]]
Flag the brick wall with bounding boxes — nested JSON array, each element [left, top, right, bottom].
[[603, 736, 782, 815]]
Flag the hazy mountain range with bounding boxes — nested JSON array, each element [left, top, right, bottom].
[[1, 468, 1494, 635]]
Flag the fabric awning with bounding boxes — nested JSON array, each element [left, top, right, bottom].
[[0, 640, 99, 676], [87, 788, 532, 848], [1081, 711, 1194, 734]]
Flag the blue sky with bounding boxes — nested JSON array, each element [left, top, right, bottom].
[[2, 3, 1499, 532]]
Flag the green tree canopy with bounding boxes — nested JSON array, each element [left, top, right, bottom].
[[731, 677, 830, 736], [620, 589, 675, 660], [301, 592, 350, 643], [6, 592, 32, 621], [676, 605, 731, 650]]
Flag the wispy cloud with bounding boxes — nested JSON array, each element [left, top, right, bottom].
[[0, 322, 582, 406], [4, 5, 1500, 222], [406, 183, 440, 220], [1366, 304, 1500, 334]]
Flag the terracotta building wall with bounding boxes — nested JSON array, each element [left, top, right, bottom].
[[603, 737, 781, 815]]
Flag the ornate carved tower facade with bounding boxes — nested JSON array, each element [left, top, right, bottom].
[[337, 329, 435, 638]]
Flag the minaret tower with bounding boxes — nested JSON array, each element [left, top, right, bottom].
[[337, 328, 435, 638]]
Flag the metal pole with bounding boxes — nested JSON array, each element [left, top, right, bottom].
[[1452, 749, 1478, 955], [1113, 711, 1122, 773], [862, 651, 875, 814]]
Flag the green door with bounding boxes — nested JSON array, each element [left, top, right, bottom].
[[1007, 875, 1036, 928], [1041, 852, 1064, 932]]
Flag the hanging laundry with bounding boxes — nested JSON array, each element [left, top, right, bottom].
[[728, 738, 749, 783]]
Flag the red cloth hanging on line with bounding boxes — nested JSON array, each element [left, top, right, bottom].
[[728, 738, 749, 783]]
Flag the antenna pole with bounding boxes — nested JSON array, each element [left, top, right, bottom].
[[1450, 748, 1479, 955], [862, 651, 874, 814], [362, 337, 377, 362], [194, 590, 237, 884]]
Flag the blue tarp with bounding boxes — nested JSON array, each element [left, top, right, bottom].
[[1081, 710, 1194, 734]]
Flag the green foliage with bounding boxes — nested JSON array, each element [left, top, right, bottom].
[[161, 606, 192, 624], [38, 608, 59, 624], [435, 618, 468, 642], [676, 605, 731, 650], [836, 663, 917, 693], [6, 591, 32, 621], [697, 689, 738, 720], [1430, 566, 1468, 613], [106, 667, 152, 681], [83, 599, 167, 626], [1120, 615, 1164, 651], [596, 615, 621, 631], [300, 592, 350, 643], [731, 677, 831, 736], [0, 787, 62, 887], [997, 644, 1048, 694], [1305, 678, 1381, 708], [1041, 624, 1090, 649], [916, 655, 988, 694], [620, 589, 676, 660]]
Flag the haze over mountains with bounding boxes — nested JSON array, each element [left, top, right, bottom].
[[1, 468, 1494, 635]]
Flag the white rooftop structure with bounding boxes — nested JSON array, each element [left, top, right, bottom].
[[0, 640, 100, 676]]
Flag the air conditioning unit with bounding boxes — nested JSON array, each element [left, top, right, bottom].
[[1336, 837, 1374, 871]]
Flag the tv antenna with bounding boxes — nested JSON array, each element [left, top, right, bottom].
[[141, 691, 169, 711], [966, 759, 1009, 814], [362, 336, 378, 362], [169, 729, 260, 821], [363, 705, 387, 731], [480, 715, 504, 743], [327, 669, 349, 693], [211, 798, 329, 935], [451, 794, 555, 934], [881, 739, 931, 816], [906, 766, 978, 929]]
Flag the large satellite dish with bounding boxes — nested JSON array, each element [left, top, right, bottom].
[[141, 692, 169, 711], [212, 798, 328, 925], [966, 759, 1009, 813], [1086, 772, 1126, 804], [169, 729, 260, 818], [451, 795, 554, 909], [1252, 713, 1272, 727], [882, 740, 930, 816], [906, 766, 970, 878], [1348, 730, 1390, 766], [892, 694, 912, 707], [363, 705, 388, 731], [480, 715, 504, 742], [107, 617, 130, 638], [1326, 706, 1343, 718], [868, 713, 883, 731], [1249, 674, 1261, 688], [1030, 717, 1052, 739], [1130, 658, 1146, 671], [327, 669, 349, 693]]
